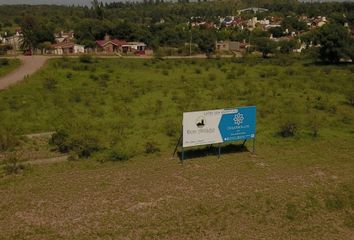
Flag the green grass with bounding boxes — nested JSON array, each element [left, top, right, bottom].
[[0, 58, 20, 77], [0, 57, 353, 157], [0, 57, 353, 239]]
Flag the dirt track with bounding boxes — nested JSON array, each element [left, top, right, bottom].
[[0, 56, 50, 90]]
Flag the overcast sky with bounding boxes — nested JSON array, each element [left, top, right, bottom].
[[0, 0, 352, 5], [0, 0, 122, 5]]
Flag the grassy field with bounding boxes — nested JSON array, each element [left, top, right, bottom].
[[0, 56, 353, 239], [0, 58, 20, 77]]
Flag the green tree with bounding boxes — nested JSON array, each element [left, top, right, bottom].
[[314, 24, 353, 63], [281, 17, 307, 32], [279, 39, 298, 54], [268, 27, 284, 38], [195, 30, 216, 55], [19, 15, 38, 51], [255, 38, 277, 58]]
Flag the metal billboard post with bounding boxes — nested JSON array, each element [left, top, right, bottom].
[[218, 144, 221, 158], [252, 137, 256, 154]]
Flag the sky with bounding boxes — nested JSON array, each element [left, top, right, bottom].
[[0, 0, 120, 5], [0, 0, 352, 5]]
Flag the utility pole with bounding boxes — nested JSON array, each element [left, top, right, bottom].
[[189, 30, 192, 56]]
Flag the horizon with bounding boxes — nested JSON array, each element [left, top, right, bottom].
[[0, 0, 353, 6]]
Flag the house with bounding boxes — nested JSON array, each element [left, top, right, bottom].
[[5, 31, 22, 51], [311, 16, 327, 28], [215, 41, 246, 52], [51, 42, 85, 55], [96, 34, 127, 53], [55, 30, 75, 44], [122, 42, 147, 55]]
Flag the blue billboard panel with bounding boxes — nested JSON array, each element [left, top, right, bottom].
[[218, 106, 256, 142]]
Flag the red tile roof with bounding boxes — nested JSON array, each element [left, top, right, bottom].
[[96, 39, 127, 47]]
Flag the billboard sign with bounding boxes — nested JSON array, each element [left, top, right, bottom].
[[183, 106, 256, 148]]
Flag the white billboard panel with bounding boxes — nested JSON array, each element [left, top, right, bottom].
[[183, 109, 223, 147]]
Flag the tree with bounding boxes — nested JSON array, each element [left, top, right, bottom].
[[314, 24, 353, 63], [255, 38, 277, 58], [19, 15, 38, 51], [268, 27, 284, 38], [194, 30, 216, 56], [279, 39, 298, 54], [92, 0, 104, 20], [281, 16, 307, 32]]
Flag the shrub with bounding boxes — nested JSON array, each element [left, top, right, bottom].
[[321, 68, 332, 75], [313, 96, 329, 111], [3, 155, 25, 175], [226, 71, 235, 80], [106, 145, 132, 161], [308, 114, 322, 137], [79, 54, 93, 63], [144, 141, 160, 154], [162, 69, 169, 76], [0, 58, 9, 66], [346, 90, 354, 106], [208, 73, 216, 81], [100, 73, 110, 81], [0, 129, 18, 151], [285, 68, 295, 76], [285, 203, 299, 220], [49, 129, 70, 153], [50, 130, 100, 158], [89, 74, 98, 81], [66, 72, 73, 79], [43, 77, 58, 90], [279, 120, 297, 137], [236, 68, 246, 76], [195, 68, 201, 74]]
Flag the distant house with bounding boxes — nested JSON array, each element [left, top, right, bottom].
[[5, 31, 22, 51], [215, 41, 245, 52], [51, 42, 85, 55], [55, 30, 75, 44], [122, 42, 147, 55], [96, 34, 127, 53]]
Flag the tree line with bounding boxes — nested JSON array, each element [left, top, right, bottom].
[[0, 0, 353, 62]]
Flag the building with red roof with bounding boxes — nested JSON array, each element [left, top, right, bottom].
[[96, 34, 127, 53]]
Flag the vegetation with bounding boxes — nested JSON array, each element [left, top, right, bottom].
[[0, 58, 20, 77], [0, 56, 353, 239], [0, 57, 352, 160], [0, 1, 353, 60]]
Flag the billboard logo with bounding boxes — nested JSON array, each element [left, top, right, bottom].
[[196, 116, 206, 128], [233, 112, 244, 125]]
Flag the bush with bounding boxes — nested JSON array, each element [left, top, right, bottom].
[[279, 120, 297, 137], [106, 145, 132, 161], [0, 129, 18, 151], [308, 114, 322, 137], [313, 96, 329, 110], [226, 71, 235, 80], [0, 58, 9, 66], [162, 69, 169, 76], [50, 130, 100, 158], [49, 129, 70, 153], [195, 68, 201, 74], [285, 68, 295, 76], [3, 155, 25, 175], [144, 141, 160, 154], [208, 73, 216, 81], [236, 68, 246, 76], [79, 54, 93, 63], [66, 72, 73, 79], [346, 90, 354, 106], [43, 77, 58, 90]]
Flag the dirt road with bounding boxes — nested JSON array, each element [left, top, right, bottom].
[[0, 56, 50, 91]]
